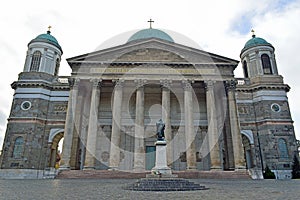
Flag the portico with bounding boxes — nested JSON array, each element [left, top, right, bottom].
[[59, 36, 245, 172]]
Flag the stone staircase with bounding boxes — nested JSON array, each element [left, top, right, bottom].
[[174, 170, 251, 179], [56, 170, 251, 179], [124, 178, 207, 191]]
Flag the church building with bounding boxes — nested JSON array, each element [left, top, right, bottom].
[[0, 23, 298, 179]]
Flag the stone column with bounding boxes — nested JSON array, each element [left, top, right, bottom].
[[226, 80, 246, 170], [183, 80, 197, 170], [160, 80, 172, 166], [109, 80, 124, 170], [205, 81, 222, 170], [60, 78, 79, 170], [133, 79, 146, 171], [84, 79, 101, 169]]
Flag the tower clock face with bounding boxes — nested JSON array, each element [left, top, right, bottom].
[[271, 103, 281, 113], [21, 101, 32, 110]]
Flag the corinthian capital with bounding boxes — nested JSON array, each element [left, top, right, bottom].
[[113, 79, 125, 89], [204, 80, 216, 91], [160, 79, 172, 89], [68, 78, 80, 88], [182, 79, 194, 91], [225, 79, 237, 91], [134, 79, 147, 88], [90, 78, 102, 88]]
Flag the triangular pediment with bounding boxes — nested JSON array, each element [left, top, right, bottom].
[[67, 38, 239, 67]]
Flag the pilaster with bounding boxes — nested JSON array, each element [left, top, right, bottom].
[[60, 78, 80, 170], [225, 80, 246, 170]]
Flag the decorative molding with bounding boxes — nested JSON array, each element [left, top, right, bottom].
[[236, 82, 290, 93], [241, 130, 254, 144], [54, 105, 67, 112], [48, 128, 64, 142]]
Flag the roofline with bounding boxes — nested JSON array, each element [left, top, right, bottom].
[[67, 37, 239, 64], [28, 39, 63, 54], [240, 43, 274, 57]]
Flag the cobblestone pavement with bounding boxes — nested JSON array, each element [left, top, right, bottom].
[[0, 179, 299, 200]]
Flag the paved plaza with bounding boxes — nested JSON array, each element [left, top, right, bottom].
[[0, 178, 299, 200]]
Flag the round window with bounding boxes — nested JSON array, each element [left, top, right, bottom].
[[21, 101, 32, 110], [271, 103, 281, 113]]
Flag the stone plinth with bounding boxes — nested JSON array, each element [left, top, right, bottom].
[[150, 140, 172, 175]]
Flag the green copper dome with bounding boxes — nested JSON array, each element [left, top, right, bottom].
[[128, 28, 174, 43], [242, 35, 273, 52], [29, 31, 62, 52]]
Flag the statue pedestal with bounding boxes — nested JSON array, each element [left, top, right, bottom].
[[127, 137, 207, 191], [150, 140, 172, 175]]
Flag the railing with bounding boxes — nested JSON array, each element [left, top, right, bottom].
[[57, 76, 69, 84], [236, 78, 251, 86]]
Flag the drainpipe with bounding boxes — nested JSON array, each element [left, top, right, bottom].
[[257, 132, 264, 173]]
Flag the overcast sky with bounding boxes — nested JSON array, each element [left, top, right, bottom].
[[0, 0, 299, 150]]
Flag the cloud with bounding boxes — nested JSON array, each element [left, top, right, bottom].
[[0, 111, 7, 126], [0, 111, 7, 150]]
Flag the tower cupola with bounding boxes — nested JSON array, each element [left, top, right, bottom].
[[240, 30, 278, 79], [23, 27, 63, 76]]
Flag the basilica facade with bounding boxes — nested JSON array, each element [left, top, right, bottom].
[[0, 26, 298, 179]]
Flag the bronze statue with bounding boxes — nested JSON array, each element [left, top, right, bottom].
[[156, 119, 165, 141]]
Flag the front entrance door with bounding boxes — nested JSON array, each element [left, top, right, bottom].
[[146, 146, 156, 170]]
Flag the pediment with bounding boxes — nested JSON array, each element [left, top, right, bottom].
[[67, 38, 239, 67]]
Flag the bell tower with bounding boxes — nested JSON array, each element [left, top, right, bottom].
[[0, 27, 67, 172], [240, 30, 278, 79], [237, 30, 298, 178]]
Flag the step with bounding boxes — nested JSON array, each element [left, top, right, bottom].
[[56, 170, 251, 179], [124, 178, 208, 191]]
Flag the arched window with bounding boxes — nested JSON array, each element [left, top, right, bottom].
[[54, 58, 60, 76], [261, 54, 272, 74], [30, 51, 42, 72], [13, 137, 24, 159], [243, 60, 249, 78], [278, 138, 289, 158]]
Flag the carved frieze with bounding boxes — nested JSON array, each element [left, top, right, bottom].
[[54, 105, 67, 112]]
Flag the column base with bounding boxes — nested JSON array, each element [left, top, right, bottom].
[[186, 166, 197, 171], [83, 167, 96, 170], [108, 167, 119, 171], [234, 166, 247, 171], [249, 169, 264, 179], [210, 167, 222, 171], [133, 167, 145, 172], [151, 166, 172, 175], [59, 164, 70, 171]]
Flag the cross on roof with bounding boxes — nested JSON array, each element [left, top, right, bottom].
[[47, 25, 52, 34], [251, 29, 255, 37], [148, 19, 154, 29]]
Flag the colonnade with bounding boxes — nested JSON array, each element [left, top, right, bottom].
[[60, 78, 245, 171]]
